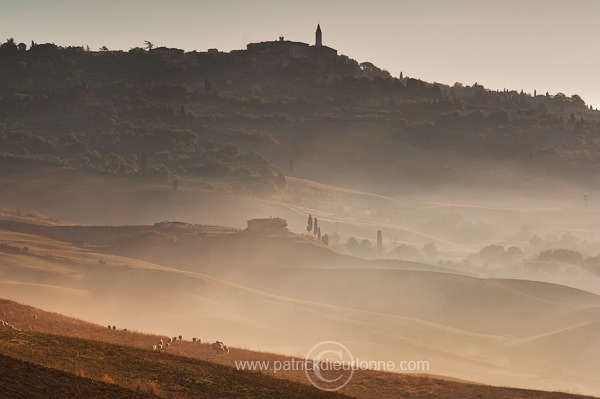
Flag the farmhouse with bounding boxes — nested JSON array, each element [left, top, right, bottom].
[[245, 217, 288, 234]]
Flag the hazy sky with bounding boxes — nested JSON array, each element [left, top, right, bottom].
[[3, 0, 599, 107]]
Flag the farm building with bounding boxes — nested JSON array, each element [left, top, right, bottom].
[[245, 217, 288, 234]]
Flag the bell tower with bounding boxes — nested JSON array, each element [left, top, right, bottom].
[[315, 24, 322, 47]]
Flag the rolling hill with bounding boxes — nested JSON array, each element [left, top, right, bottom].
[[1, 299, 597, 399], [2, 30, 600, 399], [1, 213, 600, 395]]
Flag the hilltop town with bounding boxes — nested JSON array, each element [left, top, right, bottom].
[[147, 24, 342, 66], [0, 24, 599, 197]]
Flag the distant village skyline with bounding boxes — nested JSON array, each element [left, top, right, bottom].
[[2, 0, 599, 107]]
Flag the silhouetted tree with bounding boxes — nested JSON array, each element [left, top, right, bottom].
[[313, 217, 318, 236], [571, 94, 585, 107], [143, 40, 154, 51], [100, 45, 109, 51], [307, 215, 313, 233], [318, 227, 321, 241], [0, 38, 18, 56], [17, 43, 26, 52]]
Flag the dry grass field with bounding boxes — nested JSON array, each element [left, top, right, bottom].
[[1, 299, 597, 399]]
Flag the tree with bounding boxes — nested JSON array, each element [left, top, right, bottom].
[[317, 227, 321, 241], [100, 45, 109, 51], [359, 239, 374, 258], [345, 237, 360, 253], [322, 234, 329, 246], [313, 217, 318, 236], [571, 94, 585, 107], [479, 244, 505, 262], [307, 215, 313, 233], [539, 249, 583, 265], [143, 41, 154, 51], [377, 230, 383, 249], [359, 62, 376, 72], [505, 246, 522, 260], [17, 43, 26, 52], [0, 38, 18, 56]]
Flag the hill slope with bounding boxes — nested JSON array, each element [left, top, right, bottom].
[[0, 353, 159, 399], [1, 216, 600, 395], [1, 299, 597, 399], [1, 42, 600, 196], [0, 329, 351, 399]]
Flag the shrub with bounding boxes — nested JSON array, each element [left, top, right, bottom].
[[538, 248, 583, 265]]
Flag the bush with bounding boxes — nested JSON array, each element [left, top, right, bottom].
[[538, 248, 583, 265]]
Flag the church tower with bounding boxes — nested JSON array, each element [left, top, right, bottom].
[[315, 24, 322, 47]]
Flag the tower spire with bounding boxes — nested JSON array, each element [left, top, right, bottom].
[[315, 23, 322, 47]]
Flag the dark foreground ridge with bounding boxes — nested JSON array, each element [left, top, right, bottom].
[[0, 353, 159, 399]]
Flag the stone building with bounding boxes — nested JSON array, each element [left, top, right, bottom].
[[246, 24, 337, 61], [245, 217, 288, 234]]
